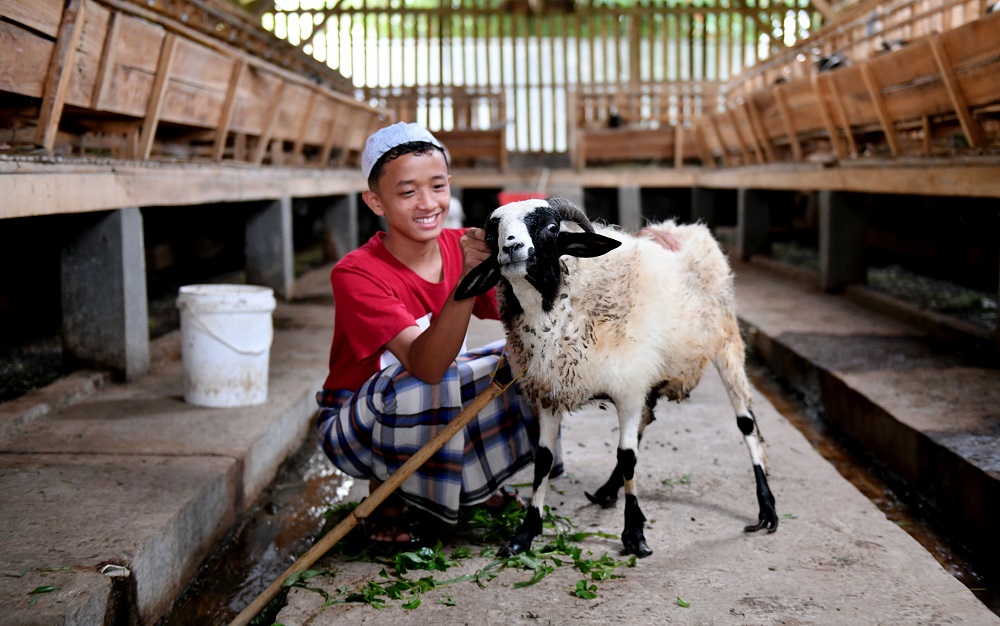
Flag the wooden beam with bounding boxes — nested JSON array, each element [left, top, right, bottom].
[[674, 125, 684, 169], [745, 98, 775, 163], [930, 35, 986, 150], [293, 90, 319, 162], [694, 124, 717, 169], [138, 33, 179, 160], [252, 81, 287, 166], [213, 59, 246, 162], [823, 75, 858, 158], [726, 107, 756, 165], [806, 0, 837, 22], [707, 114, 734, 167], [860, 62, 901, 157], [91, 11, 122, 110], [740, 104, 766, 164], [34, 0, 86, 151], [772, 85, 803, 162], [811, 73, 845, 159]]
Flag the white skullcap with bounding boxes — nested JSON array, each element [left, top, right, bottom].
[[361, 122, 445, 181]]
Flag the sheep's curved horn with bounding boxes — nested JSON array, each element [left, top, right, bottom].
[[549, 197, 595, 233]]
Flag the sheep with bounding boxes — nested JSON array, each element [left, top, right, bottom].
[[455, 197, 778, 558]]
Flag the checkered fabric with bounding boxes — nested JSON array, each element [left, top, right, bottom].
[[316, 340, 563, 523]]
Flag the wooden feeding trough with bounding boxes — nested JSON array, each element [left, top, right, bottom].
[[0, 0, 387, 168]]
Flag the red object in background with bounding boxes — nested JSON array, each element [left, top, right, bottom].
[[497, 191, 548, 205]]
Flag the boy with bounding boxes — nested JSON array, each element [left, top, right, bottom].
[[316, 123, 561, 545]]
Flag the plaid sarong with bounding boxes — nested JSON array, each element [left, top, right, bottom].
[[316, 340, 563, 523]]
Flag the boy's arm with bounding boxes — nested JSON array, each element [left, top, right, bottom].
[[383, 228, 492, 384]]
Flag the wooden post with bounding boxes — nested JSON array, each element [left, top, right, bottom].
[[708, 114, 733, 167], [91, 11, 121, 110], [811, 73, 846, 158], [860, 63, 900, 156], [292, 90, 319, 163], [772, 85, 802, 162], [213, 59, 246, 162], [745, 98, 775, 163], [252, 80, 287, 166], [35, 0, 87, 151], [930, 35, 985, 149], [824, 74, 859, 158], [138, 33, 179, 160]]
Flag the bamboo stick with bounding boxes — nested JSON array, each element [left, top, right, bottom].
[[228, 376, 516, 626]]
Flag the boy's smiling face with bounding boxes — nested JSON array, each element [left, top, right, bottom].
[[364, 149, 452, 246]]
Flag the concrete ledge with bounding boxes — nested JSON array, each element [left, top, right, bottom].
[[0, 269, 335, 624], [734, 260, 1000, 574]]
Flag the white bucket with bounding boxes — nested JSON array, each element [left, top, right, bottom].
[[176, 284, 276, 408]]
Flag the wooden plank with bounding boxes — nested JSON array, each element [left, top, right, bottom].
[[213, 58, 246, 162], [292, 90, 319, 161], [0, 20, 54, 97], [34, 0, 86, 151], [96, 16, 165, 117], [860, 62, 901, 156], [811, 72, 845, 158], [930, 34, 986, 149], [707, 114, 733, 167], [251, 79, 286, 165], [1, 164, 365, 218], [740, 100, 768, 163], [674, 124, 684, 168], [63, 0, 110, 109], [745, 96, 775, 163], [0, 0, 65, 37], [726, 107, 755, 164], [772, 85, 803, 162], [91, 11, 122, 109], [137, 32, 178, 160], [823, 73, 859, 158]]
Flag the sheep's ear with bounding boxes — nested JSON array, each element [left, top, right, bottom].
[[558, 232, 622, 258], [455, 260, 502, 300]]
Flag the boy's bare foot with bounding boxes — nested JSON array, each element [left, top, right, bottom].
[[364, 479, 420, 544]]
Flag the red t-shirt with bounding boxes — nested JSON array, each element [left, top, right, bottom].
[[322, 228, 500, 392]]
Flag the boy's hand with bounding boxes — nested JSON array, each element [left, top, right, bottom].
[[460, 227, 493, 277]]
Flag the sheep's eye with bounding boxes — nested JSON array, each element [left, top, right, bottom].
[[546, 223, 559, 235]]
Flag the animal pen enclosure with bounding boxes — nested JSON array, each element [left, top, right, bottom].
[[264, 0, 828, 161]]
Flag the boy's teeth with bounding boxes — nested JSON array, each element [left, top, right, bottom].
[[416, 217, 435, 223]]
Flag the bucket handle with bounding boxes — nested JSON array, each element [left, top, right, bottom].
[[184, 307, 273, 356]]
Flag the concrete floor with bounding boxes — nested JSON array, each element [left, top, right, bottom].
[[0, 258, 997, 625]]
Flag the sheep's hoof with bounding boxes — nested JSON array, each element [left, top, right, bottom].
[[585, 489, 618, 509], [743, 505, 779, 533], [498, 537, 532, 558], [621, 528, 653, 558]]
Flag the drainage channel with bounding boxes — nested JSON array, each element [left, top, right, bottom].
[[157, 439, 352, 626], [745, 360, 1000, 618], [159, 360, 1000, 624]]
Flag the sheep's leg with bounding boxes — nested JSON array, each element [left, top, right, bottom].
[[617, 402, 653, 557], [498, 409, 562, 557], [585, 397, 656, 508], [713, 336, 779, 533]]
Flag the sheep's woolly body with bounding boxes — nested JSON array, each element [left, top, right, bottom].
[[457, 197, 778, 557], [499, 220, 749, 416]]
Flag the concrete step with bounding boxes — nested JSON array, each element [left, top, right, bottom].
[[733, 259, 1000, 575], [0, 268, 336, 625]]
